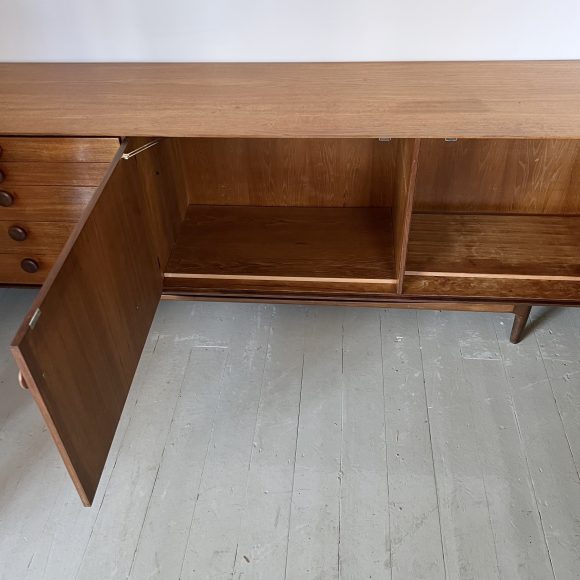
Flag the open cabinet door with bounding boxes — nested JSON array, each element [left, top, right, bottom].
[[11, 138, 187, 505]]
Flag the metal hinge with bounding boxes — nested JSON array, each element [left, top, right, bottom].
[[122, 139, 162, 160], [29, 308, 41, 329]]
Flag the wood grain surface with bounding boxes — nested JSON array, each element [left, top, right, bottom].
[[164, 205, 397, 296], [404, 276, 580, 302], [11, 138, 186, 505], [0, 251, 59, 284], [0, 220, 73, 253], [0, 137, 119, 162], [0, 185, 95, 222], [2, 62, 580, 138], [392, 139, 420, 291], [407, 213, 580, 278], [161, 292, 517, 312], [163, 277, 399, 297], [414, 139, 580, 214], [0, 162, 110, 187], [180, 138, 399, 207]]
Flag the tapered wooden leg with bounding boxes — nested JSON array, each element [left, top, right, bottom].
[[510, 304, 532, 344]]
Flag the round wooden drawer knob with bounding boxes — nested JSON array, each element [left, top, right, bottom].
[[21, 258, 39, 274], [0, 190, 12, 206], [9, 225, 27, 241]]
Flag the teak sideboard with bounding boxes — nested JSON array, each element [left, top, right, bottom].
[[1, 62, 579, 505]]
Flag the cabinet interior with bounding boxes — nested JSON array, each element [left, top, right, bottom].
[[406, 139, 580, 300], [137, 137, 580, 301], [162, 137, 415, 298]]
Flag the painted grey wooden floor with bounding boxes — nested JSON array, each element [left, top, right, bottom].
[[1, 288, 580, 580]]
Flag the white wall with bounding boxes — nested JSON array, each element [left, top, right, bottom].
[[1, 0, 579, 61]]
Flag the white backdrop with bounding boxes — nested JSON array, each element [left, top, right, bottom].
[[1, 0, 579, 61]]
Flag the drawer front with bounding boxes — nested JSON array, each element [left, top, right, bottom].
[[0, 137, 119, 163], [0, 221, 74, 253], [0, 251, 58, 284], [0, 185, 94, 222], [0, 162, 110, 187], [0, 137, 119, 285]]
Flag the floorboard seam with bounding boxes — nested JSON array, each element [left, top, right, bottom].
[[416, 311, 448, 580], [283, 347, 306, 580], [129, 345, 195, 579], [177, 347, 232, 580], [378, 312, 393, 578]]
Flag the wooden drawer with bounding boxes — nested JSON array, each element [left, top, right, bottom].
[[0, 137, 119, 162], [0, 220, 73, 253], [0, 251, 58, 284], [0, 185, 93, 222], [0, 138, 118, 223], [0, 162, 110, 187]]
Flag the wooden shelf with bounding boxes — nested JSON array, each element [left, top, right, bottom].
[[405, 213, 580, 301], [164, 205, 398, 296], [407, 213, 580, 278]]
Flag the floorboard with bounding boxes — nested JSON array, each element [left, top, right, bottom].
[[129, 304, 233, 580], [285, 308, 343, 580], [231, 306, 306, 580], [178, 304, 273, 579], [339, 308, 390, 578], [380, 309, 445, 579], [459, 312, 553, 579], [417, 310, 501, 579]]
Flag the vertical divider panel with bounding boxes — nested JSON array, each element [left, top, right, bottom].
[[392, 139, 421, 294], [136, 137, 189, 268]]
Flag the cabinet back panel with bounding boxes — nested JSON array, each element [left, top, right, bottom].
[[179, 138, 402, 207], [414, 139, 580, 214]]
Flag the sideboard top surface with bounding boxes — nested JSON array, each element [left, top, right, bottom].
[[0, 61, 580, 138]]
